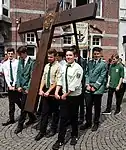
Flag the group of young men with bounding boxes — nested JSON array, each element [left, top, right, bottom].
[[1, 46, 125, 150]]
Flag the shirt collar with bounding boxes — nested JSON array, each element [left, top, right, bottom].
[[49, 61, 58, 66], [66, 61, 75, 67], [9, 58, 15, 62], [24, 56, 29, 62]]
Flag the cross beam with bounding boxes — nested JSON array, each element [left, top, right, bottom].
[[18, 3, 97, 34], [20, 2, 97, 112]]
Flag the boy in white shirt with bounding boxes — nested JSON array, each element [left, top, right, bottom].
[[2, 48, 21, 126]]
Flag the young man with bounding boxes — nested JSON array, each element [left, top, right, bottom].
[[35, 49, 60, 141], [52, 48, 83, 150], [2, 48, 21, 126], [80, 47, 107, 132], [103, 54, 124, 115], [14, 46, 36, 134]]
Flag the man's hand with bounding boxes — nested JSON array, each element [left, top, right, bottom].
[[61, 93, 67, 100], [91, 86, 96, 92], [106, 83, 109, 89], [55, 92, 60, 99], [44, 91, 50, 97], [25, 90, 28, 94], [18, 87, 22, 92], [9, 86, 14, 91], [86, 84, 91, 91], [39, 90, 44, 96], [116, 86, 120, 91]]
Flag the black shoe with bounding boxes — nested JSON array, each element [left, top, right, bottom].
[[46, 130, 56, 138], [35, 132, 45, 141], [114, 109, 121, 115], [80, 123, 92, 130], [52, 140, 63, 150], [78, 120, 84, 125], [25, 119, 36, 126], [102, 110, 111, 114], [91, 124, 99, 132], [2, 120, 15, 126], [14, 126, 23, 134], [70, 136, 78, 145]]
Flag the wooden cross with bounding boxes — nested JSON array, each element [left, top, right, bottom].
[[18, 2, 97, 112]]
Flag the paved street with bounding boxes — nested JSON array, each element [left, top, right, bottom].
[[0, 94, 126, 150]]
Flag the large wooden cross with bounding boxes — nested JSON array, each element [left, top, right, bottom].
[[18, 2, 97, 112]]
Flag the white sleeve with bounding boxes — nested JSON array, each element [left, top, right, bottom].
[[3, 62, 11, 87], [12, 60, 18, 86]]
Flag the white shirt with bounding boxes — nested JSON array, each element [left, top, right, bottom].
[[3, 58, 19, 87], [58, 61, 83, 96], [41, 61, 61, 88], [0, 63, 3, 73], [24, 56, 29, 67], [123, 66, 126, 83]]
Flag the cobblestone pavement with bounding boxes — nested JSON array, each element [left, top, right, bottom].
[[0, 94, 126, 150]]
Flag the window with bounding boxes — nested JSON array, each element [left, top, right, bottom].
[[26, 33, 35, 43], [63, 36, 71, 44], [92, 36, 101, 46], [2, 0, 9, 17], [95, 0, 102, 17], [3, 8, 8, 17], [76, 0, 89, 7], [27, 46, 35, 56], [76, 0, 102, 17], [63, 1, 72, 10]]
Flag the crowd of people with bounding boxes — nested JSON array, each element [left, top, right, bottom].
[[0, 45, 125, 150]]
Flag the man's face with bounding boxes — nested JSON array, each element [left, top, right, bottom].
[[48, 53, 55, 63], [7, 51, 15, 60], [66, 51, 75, 64], [112, 57, 118, 64], [18, 52, 27, 59], [93, 51, 101, 60]]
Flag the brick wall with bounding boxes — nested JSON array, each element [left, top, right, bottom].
[[90, 0, 119, 60], [8, 0, 119, 60]]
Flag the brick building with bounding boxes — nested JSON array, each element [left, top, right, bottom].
[[63, 0, 119, 60], [0, 0, 119, 60]]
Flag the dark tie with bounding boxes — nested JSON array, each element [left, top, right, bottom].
[[10, 60, 14, 84], [47, 64, 52, 89], [93, 60, 96, 67], [22, 59, 25, 68], [65, 64, 71, 93]]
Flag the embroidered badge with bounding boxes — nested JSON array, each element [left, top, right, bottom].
[[116, 69, 119, 72], [76, 73, 81, 78]]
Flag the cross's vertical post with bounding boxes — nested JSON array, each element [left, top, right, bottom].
[[24, 2, 60, 112]]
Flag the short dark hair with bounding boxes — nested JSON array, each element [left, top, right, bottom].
[[93, 47, 103, 53], [66, 45, 78, 56], [111, 53, 119, 59], [48, 49, 57, 57], [7, 48, 15, 53], [70, 45, 79, 55], [17, 46, 27, 54]]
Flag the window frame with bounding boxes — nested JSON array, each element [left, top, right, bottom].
[[92, 36, 101, 47], [63, 36, 72, 44], [89, 0, 102, 18], [25, 33, 36, 44], [63, 1, 72, 10], [2, 0, 10, 17]]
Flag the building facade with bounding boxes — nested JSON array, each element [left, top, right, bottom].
[[0, 0, 119, 60], [62, 0, 119, 59], [119, 0, 126, 63]]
